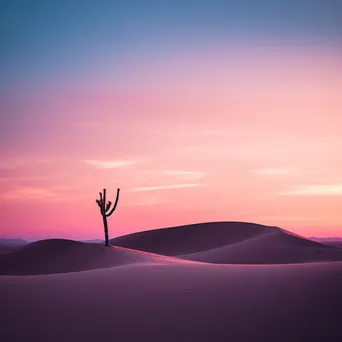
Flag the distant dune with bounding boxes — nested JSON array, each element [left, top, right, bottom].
[[310, 237, 342, 248], [0, 239, 183, 275], [325, 241, 342, 248], [111, 221, 342, 264], [0, 238, 29, 255], [0, 238, 28, 246], [310, 237, 342, 242]]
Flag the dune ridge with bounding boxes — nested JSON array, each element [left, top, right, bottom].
[[0, 238, 184, 275], [111, 221, 277, 255], [111, 221, 342, 264], [179, 229, 342, 264], [1, 222, 342, 276]]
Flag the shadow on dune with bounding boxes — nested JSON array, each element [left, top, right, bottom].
[[111, 222, 275, 256], [2, 222, 342, 276], [111, 221, 342, 264], [1, 222, 342, 342], [178, 230, 342, 264], [0, 239, 180, 275]]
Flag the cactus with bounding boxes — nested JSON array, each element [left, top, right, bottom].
[[96, 188, 120, 246]]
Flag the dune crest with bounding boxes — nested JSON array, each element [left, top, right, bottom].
[[111, 221, 277, 255], [111, 221, 342, 264], [0, 239, 182, 275], [2, 222, 342, 275]]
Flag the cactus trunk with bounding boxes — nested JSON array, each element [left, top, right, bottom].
[[96, 188, 120, 247], [103, 215, 109, 246]]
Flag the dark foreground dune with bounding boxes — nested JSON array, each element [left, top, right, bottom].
[[0, 239, 184, 275], [1, 262, 342, 341], [1, 222, 342, 341]]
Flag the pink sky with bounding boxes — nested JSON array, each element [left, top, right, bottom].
[[1, 43, 342, 240]]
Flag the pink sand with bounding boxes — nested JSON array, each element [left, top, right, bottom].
[[1, 222, 342, 341]]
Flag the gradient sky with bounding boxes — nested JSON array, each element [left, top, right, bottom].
[[1, 0, 342, 240]]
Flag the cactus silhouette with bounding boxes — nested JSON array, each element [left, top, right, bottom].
[[96, 188, 120, 246]]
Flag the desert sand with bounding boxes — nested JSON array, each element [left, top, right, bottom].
[[1, 222, 342, 341], [111, 222, 342, 264]]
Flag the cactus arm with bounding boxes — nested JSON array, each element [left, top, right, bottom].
[[106, 188, 120, 217], [95, 187, 120, 246], [105, 201, 112, 212], [103, 188, 106, 211], [99, 191, 104, 215]]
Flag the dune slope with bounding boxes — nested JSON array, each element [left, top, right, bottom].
[[111, 221, 342, 264], [0, 239, 182, 275], [1, 222, 342, 340], [179, 230, 342, 263], [111, 221, 277, 256], [1, 261, 342, 341]]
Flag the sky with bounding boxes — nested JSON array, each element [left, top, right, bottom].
[[1, 0, 342, 240]]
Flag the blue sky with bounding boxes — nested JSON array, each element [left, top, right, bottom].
[[2, 0, 341, 84]]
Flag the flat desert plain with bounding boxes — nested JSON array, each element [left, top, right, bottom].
[[1, 222, 342, 341]]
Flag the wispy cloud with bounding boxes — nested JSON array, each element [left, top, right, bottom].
[[253, 168, 297, 175], [279, 183, 342, 196], [161, 170, 206, 180], [0, 186, 71, 201], [152, 127, 225, 138], [83, 159, 137, 169], [124, 194, 171, 206], [131, 183, 203, 192]]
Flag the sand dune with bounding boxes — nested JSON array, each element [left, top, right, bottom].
[[179, 230, 342, 264], [1, 222, 342, 341], [1, 261, 342, 341], [111, 221, 277, 255], [0, 239, 183, 275], [112, 221, 342, 264], [2, 222, 341, 276]]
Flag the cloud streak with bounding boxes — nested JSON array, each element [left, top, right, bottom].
[[279, 183, 342, 196], [83, 159, 137, 169], [160, 170, 206, 180], [124, 194, 171, 207], [131, 183, 203, 192], [253, 168, 295, 175], [0, 186, 70, 201]]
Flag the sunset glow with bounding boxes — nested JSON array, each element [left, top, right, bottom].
[[1, 1, 342, 239]]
